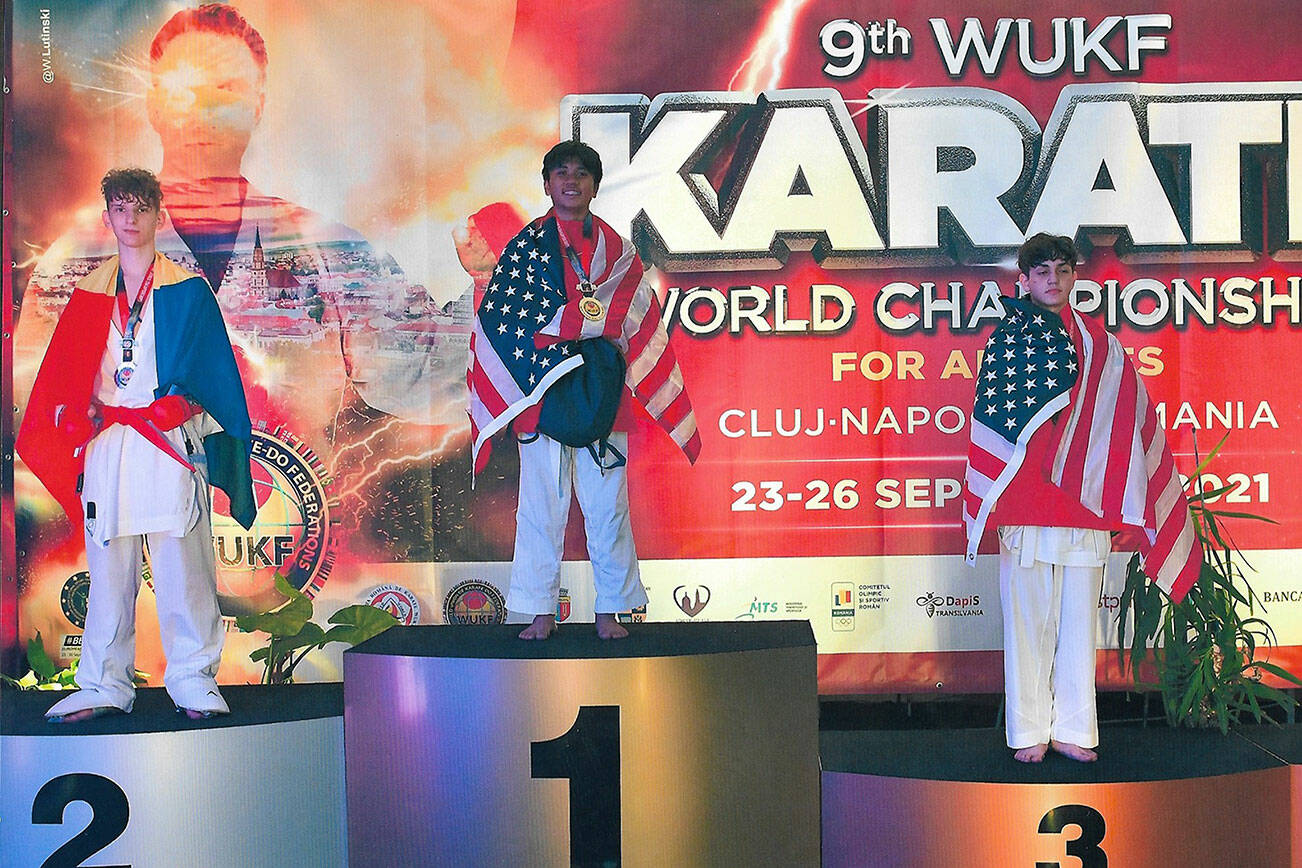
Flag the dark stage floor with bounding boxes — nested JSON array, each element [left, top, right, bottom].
[[6, 683, 1300, 786], [819, 691, 1302, 783], [1, 682, 342, 736]]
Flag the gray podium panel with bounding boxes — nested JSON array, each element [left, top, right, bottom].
[[0, 684, 346, 867], [345, 621, 820, 867], [820, 727, 1296, 866]]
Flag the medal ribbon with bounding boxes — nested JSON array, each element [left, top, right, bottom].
[[554, 218, 597, 297], [114, 261, 156, 363]]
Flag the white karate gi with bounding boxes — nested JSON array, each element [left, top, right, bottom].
[[506, 431, 647, 616], [998, 525, 1109, 750], [46, 298, 228, 717]]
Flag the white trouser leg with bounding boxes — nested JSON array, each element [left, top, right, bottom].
[[48, 534, 144, 716], [1000, 540, 1102, 750], [572, 432, 646, 614], [148, 497, 228, 713], [507, 434, 570, 615], [1050, 564, 1102, 748], [1000, 548, 1057, 749]]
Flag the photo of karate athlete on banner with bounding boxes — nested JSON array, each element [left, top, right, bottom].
[[17, 168, 256, 723], [964, 233, 1199, 763], [469, 141, 701, 640]]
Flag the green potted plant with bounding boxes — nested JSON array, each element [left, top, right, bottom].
[[236, 573, 400, 684], [1, 631, 150, 691], [1117, 438, 1302, 732], [1, 632, 80, 691]]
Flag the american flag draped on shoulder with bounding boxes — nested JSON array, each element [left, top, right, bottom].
[[468, 212, 701, 474], [963, 295, 1200, 602]]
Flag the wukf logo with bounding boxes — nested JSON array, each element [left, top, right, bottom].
[[444, 580, 507, 625], [210, 426, 337, 620], [916, 592, 983, 618]]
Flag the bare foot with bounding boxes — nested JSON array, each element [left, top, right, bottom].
[[595, 613, 629, 640], [47, 706, 121, 724], [1050, 740, 1098, 762], [519, 614, 557, 640], [1013, 743, 1049, 763]]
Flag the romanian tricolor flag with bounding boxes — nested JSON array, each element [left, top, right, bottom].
[[17, 253, 256, 530]]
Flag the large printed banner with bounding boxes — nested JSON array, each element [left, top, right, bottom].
[[5, 0, 1302, 692]]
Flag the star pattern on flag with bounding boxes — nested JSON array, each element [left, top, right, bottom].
[[478, 224, 575, 390], [975, 308, 1077, 443], [964, 294, 1201, 600], [471, 211, 702, 475]]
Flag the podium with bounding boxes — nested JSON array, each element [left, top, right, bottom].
[[820, 725, 1298, 866], [0, 684, 346, 867], [344, 621, 820, 867]]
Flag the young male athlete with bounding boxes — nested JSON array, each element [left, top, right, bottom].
[[17, 168, 255, 722], [468, 141, 700, 639], [963, 233, 1198, 762]]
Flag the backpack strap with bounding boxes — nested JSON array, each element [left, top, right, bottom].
[[587, 437, 627, 473]]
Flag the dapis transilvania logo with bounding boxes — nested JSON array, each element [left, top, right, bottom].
[[916, 592, 982, 618]]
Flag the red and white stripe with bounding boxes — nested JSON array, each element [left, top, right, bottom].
[[467, 316, 581, 473], [1052, 310, 1199, 601], [962, 385, 1070, 567], [538, 218, 701, 464], [964, 309, 1199, 602]]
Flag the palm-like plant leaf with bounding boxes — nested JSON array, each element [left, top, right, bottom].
[[1115, 448, 1299, 730]]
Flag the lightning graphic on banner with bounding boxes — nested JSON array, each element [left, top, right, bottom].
[[330, 418, 464, 518], [729, 0, 813, 91]]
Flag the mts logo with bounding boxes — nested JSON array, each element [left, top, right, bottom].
[[214, 535, 295, 568]]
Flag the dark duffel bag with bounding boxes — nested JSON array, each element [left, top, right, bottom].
[[529, 338, 627, 469]]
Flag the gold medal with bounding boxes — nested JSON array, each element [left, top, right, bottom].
[[579, 296, 605, 321]]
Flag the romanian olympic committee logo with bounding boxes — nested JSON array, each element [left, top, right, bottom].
[[674, 584, 711, 617], [60, 571, 92, 629], [831, 582, 856, 632], [443, 580, 507, 625], [210, 426, 338, 619], [364, 584, 422, 626]]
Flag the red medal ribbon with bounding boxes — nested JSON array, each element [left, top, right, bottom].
[[114, 261, 156, 334], [554, 217, 596, 293]]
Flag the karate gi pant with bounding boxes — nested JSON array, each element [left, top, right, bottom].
[[507, 431, 647, 616], [46, 501, 228, 717], [998, 525, 1109, 750]]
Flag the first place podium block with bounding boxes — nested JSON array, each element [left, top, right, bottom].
[[344, 620, 819, 867]]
